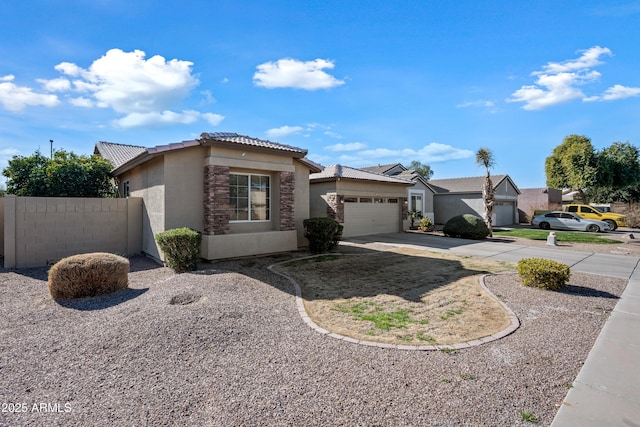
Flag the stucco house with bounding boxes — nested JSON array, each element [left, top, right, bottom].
[[309, 165, 413, 237], [518, 187, 562, 223], [361, 163, 436, 224], [95, 132, 320, 262], [429, 175, 520, 226]]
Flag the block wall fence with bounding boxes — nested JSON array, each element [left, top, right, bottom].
[[2, 196, 142, 269]]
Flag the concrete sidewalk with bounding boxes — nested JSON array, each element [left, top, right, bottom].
[[345, 233, 640, 426]]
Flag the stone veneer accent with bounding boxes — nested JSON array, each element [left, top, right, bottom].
[[400, 197, 408, 219], [203, 165, 230, 235], [279, 172, 295, 231], [325, 193, 344, 223]]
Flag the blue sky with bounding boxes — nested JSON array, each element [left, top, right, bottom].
[[1, 1, 640, 188]]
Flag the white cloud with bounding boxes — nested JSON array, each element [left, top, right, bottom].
[[364, 143, 474, 162], [69, 97, 95, 107], [456, 99, 498, 113], [0, 74, 60, 111], [253, 58, 345, 90], [318, 142, 474, 168], [56, 48, 199, 114], [266, 125, 305, 138], [40, 48, 224, 128], [540, 46, 611, 73], [325, 142, 367, 152], [201, 112, 225, 126], [37, 77, 71, 92], [585, 84, 640, 102], [506, 46, 626, 110], [114, 110, 224, 128], [323, 131, 343, 139]]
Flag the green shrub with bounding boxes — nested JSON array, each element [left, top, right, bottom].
[[442, 214, 489, 240], [48, 253, 129, 299], [303, 217, 343, 254], [155, 227, 202, 273], [517, 258, 571, 290]]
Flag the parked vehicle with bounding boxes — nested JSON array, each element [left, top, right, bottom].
[[531, 211, 611, 232], [564, 204, 625, 230]]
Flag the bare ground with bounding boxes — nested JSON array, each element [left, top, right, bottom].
[[0, 243, 628, 427], [274, 248, 515, 345]]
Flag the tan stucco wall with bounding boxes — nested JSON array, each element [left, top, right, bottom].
[[3, 196, 142, 269], [164, 146, 204, 231], [310, 180, 409, 218], [205, 146, 296, 172], [294, 162, 311, 246], [309, 181, 335, 218], [114, 143, 313, 261], [336, 180, 408, 198], [128, 156, 165, 261], [202, 230, 297, 259]]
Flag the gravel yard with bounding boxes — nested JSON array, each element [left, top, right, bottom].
[[0, 244, 627, 427]]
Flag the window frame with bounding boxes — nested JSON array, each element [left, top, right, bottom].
[[229, 173, 271, 222], [122, 180, 130, 198]]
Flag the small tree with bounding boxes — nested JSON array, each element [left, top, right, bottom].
[[475, 148, 495, 237], [406, 160, 434, 180], [3, 150, 115, 197], [545, 134, 597, 203]]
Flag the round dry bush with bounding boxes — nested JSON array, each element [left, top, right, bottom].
[[48, 253, 130, 300]]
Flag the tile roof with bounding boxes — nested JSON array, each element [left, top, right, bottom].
[[428, 175, 508, 193], [95, 132, 310, 174], [360, 163, 402, 174], [199, 132, 307, 156], [94, 141, 146, 170], [310, 164, 413, 184]]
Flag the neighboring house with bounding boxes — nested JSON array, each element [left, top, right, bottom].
[[518, 187, 562, 223], [95, 132, 320, 262], [361, 163, 436, 224], [309, 165, 413, 237], [429, 175, 520, 226]]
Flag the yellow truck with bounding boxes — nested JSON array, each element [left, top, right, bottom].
[[564, 204, 626, 230]]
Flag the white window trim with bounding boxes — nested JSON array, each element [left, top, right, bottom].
[[408, 189, 425, 213], [229, 173, 271, 223]]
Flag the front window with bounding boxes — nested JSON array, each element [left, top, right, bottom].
[[410, 193, 423, 214], [229, 173, 270, 221]]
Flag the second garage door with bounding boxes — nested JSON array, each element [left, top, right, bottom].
[[343, 199, 402, 237]]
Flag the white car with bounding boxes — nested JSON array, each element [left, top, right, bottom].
[[531, 211, 611, 233]]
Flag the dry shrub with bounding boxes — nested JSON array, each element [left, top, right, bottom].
[[48, 253, 129, 299]]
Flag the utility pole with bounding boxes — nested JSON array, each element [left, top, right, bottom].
[[50, 139, 53, 159]]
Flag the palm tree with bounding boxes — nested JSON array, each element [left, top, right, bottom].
[[476, 148, 495, 237]]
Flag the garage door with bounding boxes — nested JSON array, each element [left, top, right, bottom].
[[494, 202, 515, 226], [343, 199, 401, 237]]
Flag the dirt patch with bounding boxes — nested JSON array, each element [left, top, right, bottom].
[[275, 247, 516, 346]]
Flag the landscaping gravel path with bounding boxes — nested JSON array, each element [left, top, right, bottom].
[[0, 248, 626, 427]]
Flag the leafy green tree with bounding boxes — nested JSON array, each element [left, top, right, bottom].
[[545, 134, 597, 203], [475, 148, 495, 237], [589, 142, 640, 202], [3, 150, 115, 197], [406, 160, 434, 180]]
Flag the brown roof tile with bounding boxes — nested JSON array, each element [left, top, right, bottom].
[[310, 164, 413, 184]]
